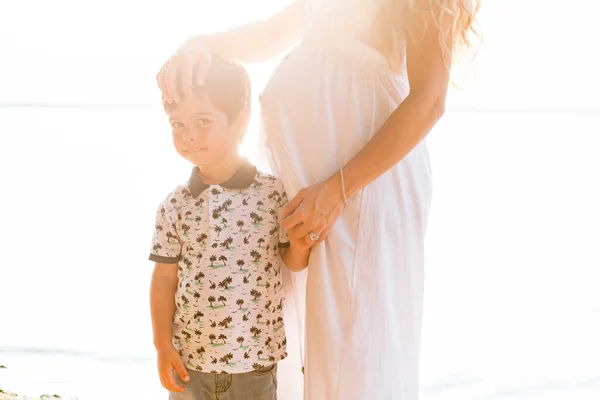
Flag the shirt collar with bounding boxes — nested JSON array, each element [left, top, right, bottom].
[[188, 161, 258, 198]]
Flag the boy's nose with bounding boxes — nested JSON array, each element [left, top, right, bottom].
[[183, 128, 200, 141]]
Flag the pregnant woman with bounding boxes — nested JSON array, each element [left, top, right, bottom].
[[158, 0, 479, 398]]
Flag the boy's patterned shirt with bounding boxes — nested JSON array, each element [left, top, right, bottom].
[[149, 162, 289, 373]]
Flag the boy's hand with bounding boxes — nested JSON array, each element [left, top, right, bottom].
[[157, 346, 189, 392], [281, 237, 312, 272], [288, 235, 313, 253]]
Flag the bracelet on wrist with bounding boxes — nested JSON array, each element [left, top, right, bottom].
[[340, 167, 350, 207]]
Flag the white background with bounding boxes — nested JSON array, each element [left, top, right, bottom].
[[1, 1, 599, 399]]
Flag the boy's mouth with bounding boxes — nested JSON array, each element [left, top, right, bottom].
[[185, 148, 207, 153]]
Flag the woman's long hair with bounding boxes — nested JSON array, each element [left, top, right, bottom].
[[373, 0, 481, 71]]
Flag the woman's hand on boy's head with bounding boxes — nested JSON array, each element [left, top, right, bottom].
[[157, 40, 211, 103]]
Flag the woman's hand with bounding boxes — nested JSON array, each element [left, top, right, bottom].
[[281, 174, 346, 246], [287, 232, 315, 253], [156, 38, 212, 104]]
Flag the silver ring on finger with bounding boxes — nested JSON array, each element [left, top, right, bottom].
[[309, 231, 320, 241]]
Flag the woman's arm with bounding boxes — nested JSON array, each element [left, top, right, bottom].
[[178, 0, 306, 63], [281, 8, 452, 242], [339, 13, 450, 200], [159, 0, 306, 102]]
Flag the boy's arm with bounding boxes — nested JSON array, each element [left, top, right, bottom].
[[150, 263, 179, 350], [150, 262, 190, 391], [149, 200, 181, 346], [148, 199, 189, 391]]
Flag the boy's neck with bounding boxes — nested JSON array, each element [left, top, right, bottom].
[[196, 154, 244, 185]]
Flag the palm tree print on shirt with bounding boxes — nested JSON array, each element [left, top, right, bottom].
[[218, 277, 233, 291], [165, 231, 177, 243], [196, 233, 208, 248], [249, 212, 263, 227], [149, 171, 289, 373], [237, 336, 246, 349], [250, 250, 262, 264], [182, 258, 193, 272], [250, 289, 262, 302], [208, 296, 216, 308], [237, 259, 246, 272], [218, 334, 227, 344]]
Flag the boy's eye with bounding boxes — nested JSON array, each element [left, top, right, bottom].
[[197, 119, 212, 126], [171, 122, 184, 129]]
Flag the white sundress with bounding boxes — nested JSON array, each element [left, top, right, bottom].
[[259, 0, 433, 398]]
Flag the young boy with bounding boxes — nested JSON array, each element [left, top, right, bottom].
[[148, 55, 309, 400]]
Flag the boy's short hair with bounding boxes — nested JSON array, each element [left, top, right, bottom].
[[163, 55, 251, 122]]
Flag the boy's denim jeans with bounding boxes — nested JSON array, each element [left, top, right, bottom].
[[169, 364, 277, 400]]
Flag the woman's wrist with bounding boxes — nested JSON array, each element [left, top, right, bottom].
[[176, 34, 212, 55], [337, 162, 363, 202], [339, 167, 352, 207], [325, 170, 349, 210]]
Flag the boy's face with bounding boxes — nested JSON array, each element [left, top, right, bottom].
[[166, 95, 246, 167]]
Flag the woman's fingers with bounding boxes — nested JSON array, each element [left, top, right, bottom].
[[282, 190, 305, 218], [315, 226, 332, 244], [282, 182, 341, 243], [194, 51, 212, 87], [293, 221, 323, 239], [302, 225, 331, 247], [302, 231, 324, 247], [179, 54, 196, 100], [281, 207, 305, 230], [163, 58, 181, 103], [288, 222, 325, 248], [156, 54, 197, 104], [179, 51, 212, 99], [156, 62, 170, 102], [157, 39, 211, 103]]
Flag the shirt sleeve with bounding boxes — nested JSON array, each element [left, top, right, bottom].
[[276, 185, 290, 249], [148, 201, 182, 264]]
